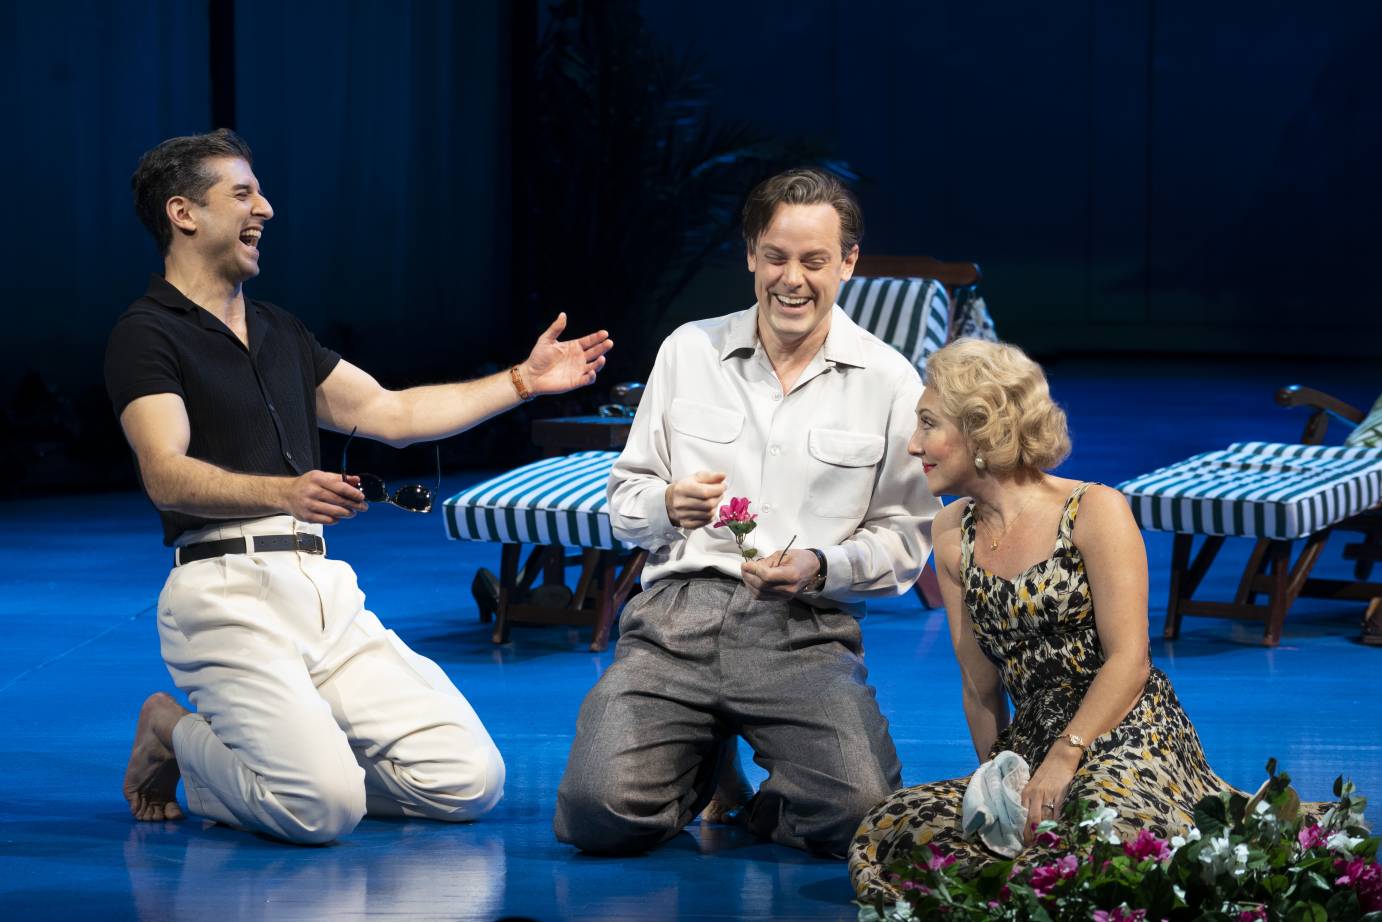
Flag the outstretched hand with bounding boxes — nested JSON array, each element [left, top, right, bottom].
[[518, 313, 613, 397]]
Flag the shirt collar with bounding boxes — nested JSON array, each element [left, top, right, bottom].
[[720, 303, 868, 369], [143, 274, 267, 353], [143, 274, 200, 313]]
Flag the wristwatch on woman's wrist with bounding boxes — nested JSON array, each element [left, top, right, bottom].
[[805, 548, 828, 593]]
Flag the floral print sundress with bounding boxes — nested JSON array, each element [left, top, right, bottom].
[[849, 483, 1241, 901]]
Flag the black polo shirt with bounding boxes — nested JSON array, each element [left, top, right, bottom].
[[104, 275, 341, 545]]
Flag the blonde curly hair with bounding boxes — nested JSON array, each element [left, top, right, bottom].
[[923, 338, 1071, 474]]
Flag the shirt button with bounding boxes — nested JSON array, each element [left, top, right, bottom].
[[762, 503, 774, 513], [769, 445, 781, 456], [771, 392, 781, 402], [285, 451, 295, 462], [267, 402, 276, 412]]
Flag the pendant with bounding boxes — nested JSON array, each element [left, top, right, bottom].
[[989, 541, 999, 551]]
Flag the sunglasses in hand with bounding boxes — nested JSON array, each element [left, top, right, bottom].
[[341, 427, 441, 514]]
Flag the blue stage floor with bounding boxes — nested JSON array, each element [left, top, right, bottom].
[[0, 357, 1377, 920]]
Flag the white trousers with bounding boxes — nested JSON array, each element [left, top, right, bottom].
[[158, 516, 505, 844]]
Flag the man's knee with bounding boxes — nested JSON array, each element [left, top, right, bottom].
[[408, 740, 507, 822], [553, 770, 679, 854], [428, 735, 511, 823], [271, 767, 367, 845]]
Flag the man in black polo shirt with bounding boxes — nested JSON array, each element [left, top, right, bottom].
[[106, 129, 612, 844]]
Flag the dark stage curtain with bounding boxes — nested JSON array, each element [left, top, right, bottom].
[[232, 0, 511, 389]]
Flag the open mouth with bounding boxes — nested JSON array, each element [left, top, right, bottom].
[[239, 227, 262, 250], [773, 293, 811, 310]]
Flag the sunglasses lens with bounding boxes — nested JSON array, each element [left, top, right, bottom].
[[358, 474, 389, 503], [392, 485, 434, 513]]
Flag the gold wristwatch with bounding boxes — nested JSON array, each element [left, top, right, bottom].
[[1063, 733, 1089, 752]]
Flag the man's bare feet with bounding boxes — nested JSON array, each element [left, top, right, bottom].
[[700, 743, 755, 825], [123, 692, 188, 822]]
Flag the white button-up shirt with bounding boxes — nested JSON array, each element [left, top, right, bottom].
[[608, 304, 940, 614]]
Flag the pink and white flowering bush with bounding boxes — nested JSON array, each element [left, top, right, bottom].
[[858, 760, 1379, 921]]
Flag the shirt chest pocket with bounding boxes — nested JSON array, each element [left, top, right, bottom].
[[668, 398, 744, 478], [805, 427, 886, 519]]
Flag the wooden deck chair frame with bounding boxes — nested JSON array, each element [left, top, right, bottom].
[[1163, 385, 1382, 646]]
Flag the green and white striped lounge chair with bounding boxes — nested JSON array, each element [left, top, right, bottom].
[[837, 276, 950, 375], [443, 451, 639, 652], [1118, 437, 1382, 646]]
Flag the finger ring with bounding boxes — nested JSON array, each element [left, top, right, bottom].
[[1044, 801, 1057, 810]]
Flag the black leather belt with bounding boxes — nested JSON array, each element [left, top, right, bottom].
[[175, 533, 325, 566]]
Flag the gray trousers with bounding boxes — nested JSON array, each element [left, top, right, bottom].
[[553, 575, 901, 856]]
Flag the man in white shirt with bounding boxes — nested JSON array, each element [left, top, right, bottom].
[[553, 169, 941, 857]]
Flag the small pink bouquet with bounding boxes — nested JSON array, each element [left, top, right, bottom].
[[713, 496, 759, 560]]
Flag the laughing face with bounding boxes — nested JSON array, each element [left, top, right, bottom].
[[185, 156, 273, 284], [747, 202, 858, 349], [908, 386, 973, 495]]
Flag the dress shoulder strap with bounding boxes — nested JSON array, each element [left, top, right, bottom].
[[960, 500, 977, 574], [1057, 482, 1095, 545]]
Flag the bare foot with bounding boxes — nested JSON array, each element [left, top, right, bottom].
[[123, 692, 188, 822], [700, 744, 754, 825]]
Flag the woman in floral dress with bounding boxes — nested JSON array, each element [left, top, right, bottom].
[[849, 339, 1244, 901]]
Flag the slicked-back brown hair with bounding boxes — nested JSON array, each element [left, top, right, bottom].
[[741, 168, 863, 259]]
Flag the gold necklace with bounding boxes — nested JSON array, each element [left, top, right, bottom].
[[981, 494, 1035, 552]]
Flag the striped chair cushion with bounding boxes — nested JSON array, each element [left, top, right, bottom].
[[1118, 441, 1382, 540], [443, 450, 627, 549], [838, 276, 950, 373]]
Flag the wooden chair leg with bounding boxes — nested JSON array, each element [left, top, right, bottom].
[[571, 548, 602, 610], [1236, 539, 1271, 606], [590, 549, 647, 653], [589, 553, 618, 654], [1164, 534, 1192, 639], [914, 561, 943, 609], [493, 542, 521, 645], [1263, 540, 1292, 646]]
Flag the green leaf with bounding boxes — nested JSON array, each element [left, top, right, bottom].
[[1285, 900, 1329, 922], [1324, 888, 1361, 919], [1228, 792, 1250, 827], [1194, 794, 1230, 837]]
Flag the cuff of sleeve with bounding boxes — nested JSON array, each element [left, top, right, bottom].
[[818, 544, 852, 597], [641, 482, 686, 546]]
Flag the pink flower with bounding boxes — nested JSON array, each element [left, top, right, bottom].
[[712, 496, 756, 527], [1028, 855, 1078, 897], [1296, 823, 1328, 851], [1335, 857, 1382, 911], [919, 843, 956, 871], [1034, 829, 1063, 848], [1237, 908, 1268, 922], [1123, 828, 1171, 863], [1092, 909, 1147, 922]]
